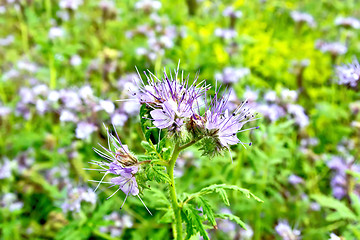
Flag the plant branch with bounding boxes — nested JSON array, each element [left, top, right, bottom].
[[167, 143, 183, 240]]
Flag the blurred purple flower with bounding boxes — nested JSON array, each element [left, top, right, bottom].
[[0, 35, 14, 46], [0, 158, 14, 179], [290, 11, 316, 27], [61, 186, 96, 213], [59, 0, 83, 10], [214, 28, 237, 40], [316, 40, 347, 56], [215, 67, 250, 84], [99, 212, 133, 237], [48, 27, 65, 40], [75, 122, 97, 139], [239, 224, 254, 240], [111, 112, 128, 127], [287, 104, 309, 128], [336, 58, 360, 88], [60, 109, 78, 122], [99, 100, 115, 114], [223, 6, 242, 18], [0, 193, 23, 212], [135, 0, 161, 12], [275, 221, 301, 240], [335, 16, 360, 29], [329, 233, 341, 240], [288, 174, 304, 185], [70, 54, 82, 66]]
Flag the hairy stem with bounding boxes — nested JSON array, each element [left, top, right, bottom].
[[168, 143, 182, 240]]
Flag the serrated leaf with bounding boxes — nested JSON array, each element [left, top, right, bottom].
[[141, 141, 154, 153], [182, 205, 210, 240], [216, 213, 246, 229], [217, 188, 230, 206], [197, 197, 216, 227], [311, 194, 357, 221], [183, 184, 263, 205]]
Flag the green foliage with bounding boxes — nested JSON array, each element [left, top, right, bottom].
[[182, 204, 210, 240], [311, 194, 357, 221]]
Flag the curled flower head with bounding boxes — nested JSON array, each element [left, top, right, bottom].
[[202, 89, 258, 152], [89, 125, 151, 214]]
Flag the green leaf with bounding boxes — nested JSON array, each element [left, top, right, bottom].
[[182, 205, 210, 240], [141, 141, 154, 153], [216, 213, 247, 229], [140, 104, 161, 143], [183, 184, 263, 205], [158, 208, 174, 223], [311, 194, 357, 221], [350, 193, 360, 217], [217, 188, 230, 206], [196, 197, 217, 227], [147, 165, 171, 184]]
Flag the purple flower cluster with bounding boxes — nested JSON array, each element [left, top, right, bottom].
[[126, 8, 184, 61], [131, 66, 258, 150], [335, 58, 360, 88], [12, 80, 136, 139]]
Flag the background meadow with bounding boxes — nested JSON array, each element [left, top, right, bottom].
[[1, 0, 360, 239]]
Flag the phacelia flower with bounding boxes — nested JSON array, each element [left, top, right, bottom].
[[133, 66, 208, 133], [203, 89, 258, 150], [336, 58, 360, 88], [89, 125, 151, 214]]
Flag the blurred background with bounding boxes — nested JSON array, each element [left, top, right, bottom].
[[1, 0, 360, 239]]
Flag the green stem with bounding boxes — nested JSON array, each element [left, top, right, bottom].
[[168, 143, 183, 240]]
